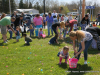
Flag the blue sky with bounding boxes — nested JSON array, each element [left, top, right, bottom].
[[59, 0, 100, 4]]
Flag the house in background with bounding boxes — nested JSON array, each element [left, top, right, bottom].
[[15, 9, 39, 14]]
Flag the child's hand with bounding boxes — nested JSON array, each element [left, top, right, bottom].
[[60, 55, 65, 58]]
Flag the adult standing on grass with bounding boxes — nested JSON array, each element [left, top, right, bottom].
[[11, 11, 18, 18], [14, 15, 23, 30], [0, 13, 6, 38], [81, 15, 90, 26], [52, 21, 65, 35], [68, 14, 73, 21], [21, 12, 26, 21], [52, 10, 58, 23], [34, 14, 43, 37], [43, 14, 46, 29], [86, 27, 100, 50], [46, 12, 53, 36], [0, 17, 16, 43], [96, 12, 100, 25], [69, 30, 93, 64]]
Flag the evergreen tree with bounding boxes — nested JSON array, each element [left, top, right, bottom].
[[19, 0, 23, 9], [29, 2, 32, 8], [11, 0, 16, 12]]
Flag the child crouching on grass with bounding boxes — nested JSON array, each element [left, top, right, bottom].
[[48, 34, 58, 44], [38, 28, 45, 38], [57, 46, 70, 65], [23, 33, 32, 46], [15, 26, 20, 42]]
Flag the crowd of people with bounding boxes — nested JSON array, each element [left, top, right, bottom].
[[0, 10, 100, 65]]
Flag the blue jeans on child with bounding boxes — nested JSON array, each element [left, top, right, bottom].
[[35, 25, 42, 36], [47, 22, 53, 36], [9, 31, 13, 39], [77, 38, 93, 60], [16, 36, 20, 40], [30, 29, 34, 37], [81, 24, 86, 31]]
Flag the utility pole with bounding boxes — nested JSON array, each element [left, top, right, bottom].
[[2, 0, 4, 12], [44, 0, 45, 15], [79, 0, 82, 26], [9, 0, 11, 15], [82, 0, 85, 18]]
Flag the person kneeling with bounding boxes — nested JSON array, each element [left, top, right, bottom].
[[57, 46, 70, 65], [48, 34, 58, 44], [23, 33, 32, 45]]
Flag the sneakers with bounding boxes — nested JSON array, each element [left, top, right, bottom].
[[84, 61, 87, 64], [3, 41, 7, 43], [6, 40, 8, 42], [59, 62, 61, 65]]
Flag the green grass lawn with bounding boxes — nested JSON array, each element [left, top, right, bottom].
[[0, 29, 100, 75]]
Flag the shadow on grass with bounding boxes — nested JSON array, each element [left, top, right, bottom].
[[30, 35, 53, 39], [50, 43, 61, 46], [88, 48, 100, 54], [67, 64, 92, 75], [45, 35, 53, 38], [13, 42, 17, 43], [20, 44, 30, 47], [57, 63, 68, 69], [0, 42, 8, 46]]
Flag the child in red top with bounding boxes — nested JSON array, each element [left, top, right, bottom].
[[92, 22, 97, 27]]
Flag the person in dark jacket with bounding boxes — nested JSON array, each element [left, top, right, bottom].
[[86, 27, 100, 50], [81, 15, 90, 25], [11, 11, 18, 18], [23, 33, 32, 45], [14, 15, 23, 29]]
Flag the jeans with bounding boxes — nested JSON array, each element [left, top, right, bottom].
[[30, 29, 34, 37], [53, 19, 58, 24], [52, 26, 57, 34], [35, 25, 42, 36], [26, 41, 30, 45], [81, 25, 86, 31], [9, 31, 13, 39], [77, 38, 93, 60], [47, 22, 53, 36], [43, 22, 46, 29]]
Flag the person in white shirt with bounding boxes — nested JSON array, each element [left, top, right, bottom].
[[20, 24, 24, 37], [52, 10, 58, 23], [64, 15, 68, 23], [73, 21, 78, 31], [68, 14, 73, 21]]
